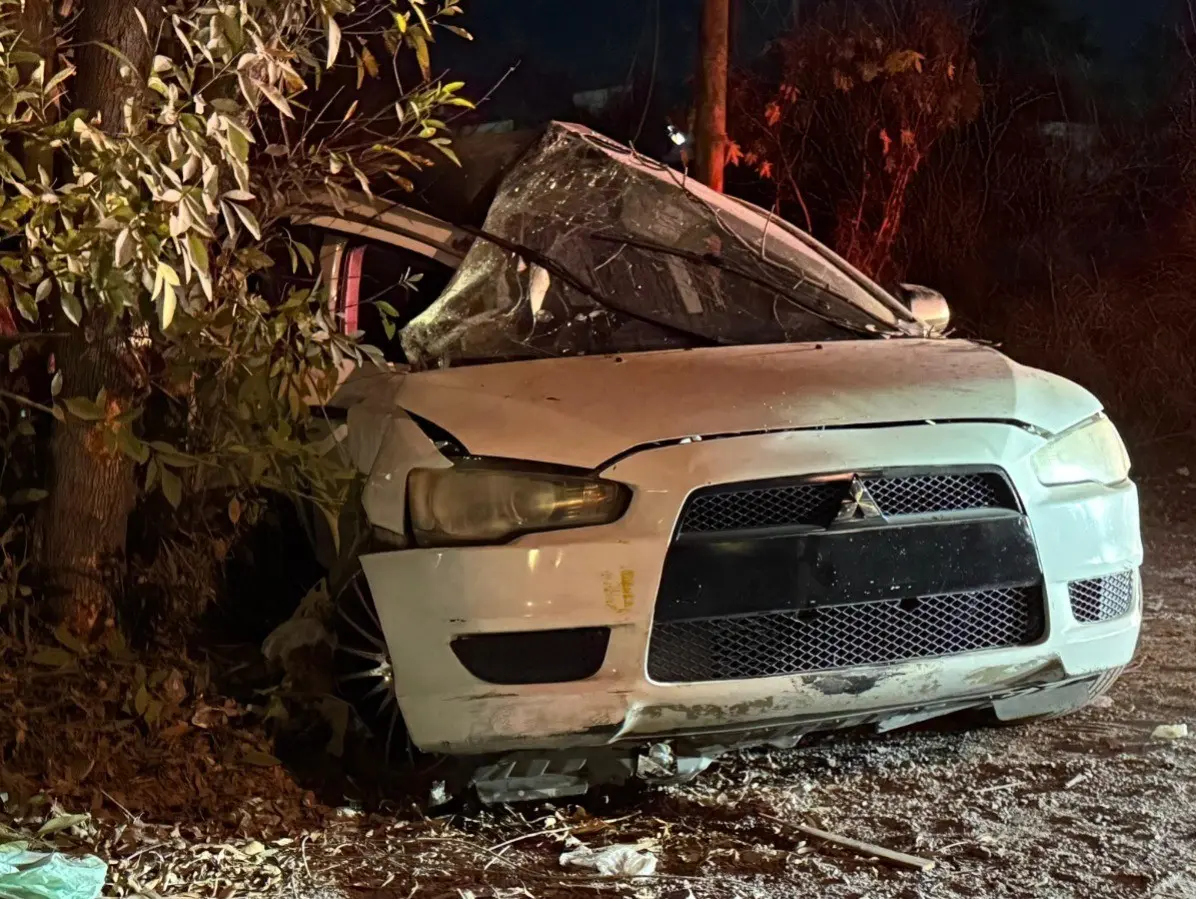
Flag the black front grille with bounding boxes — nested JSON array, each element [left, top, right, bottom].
[[647, 586, 1044, 683], [862, 473, 1013, 516], [1069, 572, 1136, 623], [681, 482, 841, 533], [679, 471, 1017, 533]]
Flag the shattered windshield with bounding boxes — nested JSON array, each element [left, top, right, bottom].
[[402, 124, 910, 369]]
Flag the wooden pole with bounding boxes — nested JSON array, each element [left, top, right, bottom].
[[694, 0, 729, 192]]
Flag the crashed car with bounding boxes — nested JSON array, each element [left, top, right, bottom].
[[303, 122, 1143, 803]]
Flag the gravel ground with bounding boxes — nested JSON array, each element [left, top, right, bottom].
[[6, 492, 1188, 899], [326, 490, 1195, 899]]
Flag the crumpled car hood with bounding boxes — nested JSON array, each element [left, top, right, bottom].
[[339, 339, 1101, 470]]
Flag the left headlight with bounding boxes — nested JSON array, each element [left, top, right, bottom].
[[1032, 414, 1131, 488], [407, 462, 631, 547]]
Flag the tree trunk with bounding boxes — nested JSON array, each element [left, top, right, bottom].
[[43, 0, 158, 637], [694, 0, 730, 192]]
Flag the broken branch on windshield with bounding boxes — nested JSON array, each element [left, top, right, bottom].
[[452, 222, 729, 347], [587, 231, 888, 338]]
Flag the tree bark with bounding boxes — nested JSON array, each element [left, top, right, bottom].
[[694, 0, 730, 192], [43, 0, 158, 637]]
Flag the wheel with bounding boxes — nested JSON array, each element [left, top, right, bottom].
[[333, 567, 411, 761]]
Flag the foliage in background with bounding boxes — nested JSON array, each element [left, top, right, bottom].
[[728, 0, 1196, 448], [730, 0, 980, 283], [0, 0, 472, 634]]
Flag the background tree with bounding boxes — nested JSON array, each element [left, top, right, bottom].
[[0, 0, 472, 636], [730, 0, 980, 282]]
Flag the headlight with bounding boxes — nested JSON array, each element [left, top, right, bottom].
[[407, 462, 630, 546], [1032, 414, 1131, 487]]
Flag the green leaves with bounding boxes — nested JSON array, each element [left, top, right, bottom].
[[9, 488, 48, 505], [230, 203, 261, 240], [63, 396, 105, 421], [185, 233, 211, 301], [32, 647, 74, 668], [160, 467, 182, 509], [114, 229, 134, 267], [13, 287, 36, 322], [37, 813, 90, 836], [153, 262, 180, 329], [0, 0, 475, 577], [60, 291, 82, 326]]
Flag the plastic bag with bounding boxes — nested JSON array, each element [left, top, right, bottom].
[[0, 843, 107, 899], [560, 843, 657, 877]]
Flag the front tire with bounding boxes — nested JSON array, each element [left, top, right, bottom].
[[332, 568, 412, 761]]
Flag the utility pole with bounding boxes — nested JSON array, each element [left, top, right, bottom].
[[694, 0, 730, 192]]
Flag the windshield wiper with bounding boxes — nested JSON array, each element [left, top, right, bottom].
[[587, 231, 900, 339]]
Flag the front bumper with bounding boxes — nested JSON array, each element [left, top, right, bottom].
[[360, 422, 1143, 756]]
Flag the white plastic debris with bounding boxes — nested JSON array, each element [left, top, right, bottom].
[[0, 844, 107, 899], [560, 844, 658, 877], [636, 743, 675, 780], [428, 781, 451, 808], [1151, 723, 1189, 740]]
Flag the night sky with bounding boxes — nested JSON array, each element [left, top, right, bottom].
[[440, 0, 1178, 110]]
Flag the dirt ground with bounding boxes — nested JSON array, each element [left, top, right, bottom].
[[275, 481, 1194, 899], [7, 482, 1192, 899]]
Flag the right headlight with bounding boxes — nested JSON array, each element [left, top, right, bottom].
[[1032, 413, 1131, 488], [407, 461, 630, 547]]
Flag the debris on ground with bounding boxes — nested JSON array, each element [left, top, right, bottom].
[[0, 503, 1190, 898], [559, 842, 659, 877], [0, 627, 315, 827], [0, 844, 107, 899], [790, 822, 935, 872], [1151, 723, 1188, 740]]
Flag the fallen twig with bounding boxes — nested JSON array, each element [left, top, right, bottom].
[[974, 780, 1026, 795], [486, 824, 575, 854], [793, 823, 936, 872], [762, 813, 935, 872]]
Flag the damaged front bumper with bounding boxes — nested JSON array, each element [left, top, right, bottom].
[[456, 665, 1123, 804], [359, 423, 1143, 802]]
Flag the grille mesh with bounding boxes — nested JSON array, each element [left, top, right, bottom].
[[681, 483, 841, 534], [861, 473, 1012, 516], [679, 472, 1015, 533], [647, 587, 1043, 683], [1069, 572, 1136, 623]]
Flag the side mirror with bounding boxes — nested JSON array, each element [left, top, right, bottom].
[[899, 283, 951, 336]]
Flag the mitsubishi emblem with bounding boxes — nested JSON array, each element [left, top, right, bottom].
[[834, 476, 884, 523]]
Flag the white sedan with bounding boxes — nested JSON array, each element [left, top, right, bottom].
[[311, 123, 1142, 804]]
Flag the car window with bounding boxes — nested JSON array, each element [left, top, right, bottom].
[[337, 240, 457, 364]]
